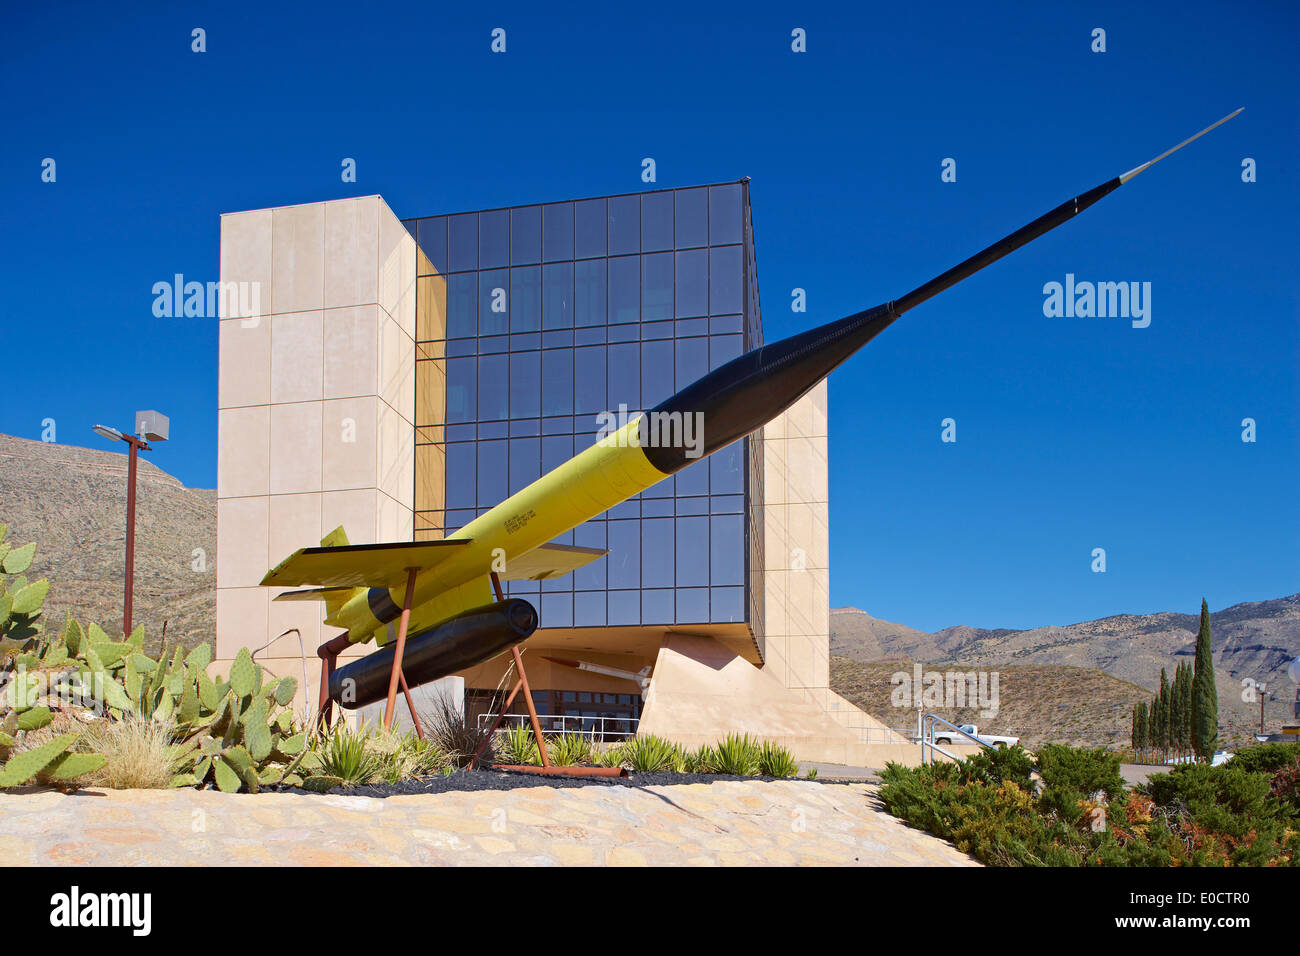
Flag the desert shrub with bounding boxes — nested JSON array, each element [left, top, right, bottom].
[[546, 731, 594, 767], [621, 734, 685, 773], [880, 743, 1300, 867], [592, 742, 626, 768], [706, 734, 762, 776], [963, 744, 1035, 790], [1231, 742, 1300, 775], [496, 723, 540, 765], [422, 696, 492, 768], [366, 729, 449, 783], [315, 725, 383, 785], [1268, 757, 1300, 813], [83, 714, 177, 790], [757, 741, 799, 778], [1036, 744, 1125, 799]]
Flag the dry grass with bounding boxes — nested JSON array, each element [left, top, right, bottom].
[[82, 714, 176, 790]]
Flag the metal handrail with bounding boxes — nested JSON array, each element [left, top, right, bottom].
[[478, 713, 639, 740], [920, 713, 997, 765]]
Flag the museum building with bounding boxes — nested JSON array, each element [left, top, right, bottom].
[[215, 182, 904, 762]]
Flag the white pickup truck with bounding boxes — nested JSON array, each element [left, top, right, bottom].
[[931, 724, 1020, 749]]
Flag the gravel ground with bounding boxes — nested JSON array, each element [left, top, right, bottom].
[[273, 767, 840, 799]]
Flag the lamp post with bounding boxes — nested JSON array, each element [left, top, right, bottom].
[[92, 410, 169, 637]]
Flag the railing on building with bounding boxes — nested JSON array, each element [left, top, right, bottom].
[[919, 713, 996, 765], [477, 713, 639, 741]]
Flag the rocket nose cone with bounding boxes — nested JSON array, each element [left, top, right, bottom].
[[507, 598, 539, 635]]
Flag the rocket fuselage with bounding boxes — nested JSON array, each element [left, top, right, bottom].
[[321, 110, 1240, 652]]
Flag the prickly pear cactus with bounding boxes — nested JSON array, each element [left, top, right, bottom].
[[0, 527, 105, 791], [0, 524, 334, 794]]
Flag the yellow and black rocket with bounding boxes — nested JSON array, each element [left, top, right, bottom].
[[261, 111, 1242, 709]]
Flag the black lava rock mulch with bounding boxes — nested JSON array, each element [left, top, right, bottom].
[[274, 768, 844, 799]]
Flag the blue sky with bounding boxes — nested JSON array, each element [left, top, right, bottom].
[[2, 2, 1296, 631]]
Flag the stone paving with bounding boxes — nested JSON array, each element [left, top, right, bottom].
[[0, 780, 978, 866]]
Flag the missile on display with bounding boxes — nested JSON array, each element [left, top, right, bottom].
[[261, 111, 1243, 710]]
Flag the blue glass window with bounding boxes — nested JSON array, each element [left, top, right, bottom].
[[642, 252, 673, 321], [449, 214, 477, 272], [641, 191, 673, 252], [541, 349, 574, 416], [480, 209, 509, 269], [479, 270, 509, 335], [445, 442, 476, 509], [446, 356, 475, 423], [417, 217, 447, 275], [608, 195, 640, 256], [675, 188, 708, 248], [608, 256, 639, 325], [575, 199, 606, 258], [511, 206, 541, 264], [509, 351, 540, 418], [543, 262, 573, 329], [709, 184, 742, 244], [709, 246, 742, 315], [575, 259, 606, 326], [510, 266, 541, 332], [478, 354, 509, 421], [543, 202, 575, 262]]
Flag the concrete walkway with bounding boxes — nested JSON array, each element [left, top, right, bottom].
[[0, 779, 977, 867]]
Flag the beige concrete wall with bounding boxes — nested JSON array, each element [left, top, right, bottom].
[[758, 381, 908, 749], [216, 196, 416, 707], [761, 381, 829, 692]]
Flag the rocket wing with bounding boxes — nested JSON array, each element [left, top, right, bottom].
[[259, 539, 472, 589], [499, 542, 607, 581]]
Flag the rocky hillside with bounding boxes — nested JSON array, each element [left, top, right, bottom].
[[0, 434, 215, 657], [831, 600, 1300, 748], [831, 657, 1153, 751]]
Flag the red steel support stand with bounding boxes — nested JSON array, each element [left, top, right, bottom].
[[382, 567, 420, 732], [472, 573, 623, 777]]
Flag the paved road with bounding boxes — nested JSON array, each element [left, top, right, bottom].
[[0, 779, 978, 867]]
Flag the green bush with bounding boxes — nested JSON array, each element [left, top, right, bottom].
[[705, 734, 762, 776], [878, 743, 1300, 867], [757, 741, 799, 778], [546, 731, 594, 767], [963, 744, 1036, 790], [1231, 742, 1300, 774], [621, 734, 684, 773], [495, 724, 540, 766]]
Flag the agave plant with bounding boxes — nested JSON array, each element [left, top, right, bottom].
[[622, 734, 685, 773], [496, 723, 540, 765], [314, 724, 383, 786], [757, 740, 799, 779], [706, 734, 762, 776], [546, 731, 594, 767]]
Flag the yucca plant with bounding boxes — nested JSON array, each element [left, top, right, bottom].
[[547, 731, 594, 767], [367, 729, 449, 783], [707, 733, 762, 776], [757, 740, 799, 778], [622, 734, 685, 773], [684, 745, 715, 774], [315, 724, 383, 785], [592, 742, 627, 768], [496, 723, 540, 765]]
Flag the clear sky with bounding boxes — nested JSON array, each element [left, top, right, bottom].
[[2, 2, 1296, 632]]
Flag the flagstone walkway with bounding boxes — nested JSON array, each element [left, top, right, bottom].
[[0, 779, 978, 866]]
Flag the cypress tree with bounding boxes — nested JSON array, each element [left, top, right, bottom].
[[1134, 701, 1148, 759], [1164, 671, 1175, 759], [1191, 598, 1219, 761]]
